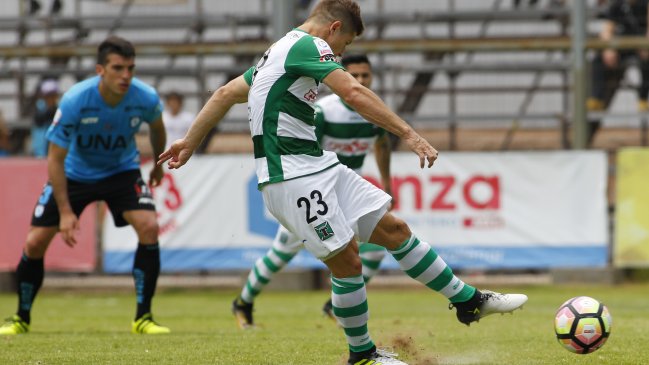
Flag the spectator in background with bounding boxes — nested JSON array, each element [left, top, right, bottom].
[[587, 0, 649, 145], [0, 110, 10, 157], [162, 91, 194, 150], [32, 79, 59, 158]]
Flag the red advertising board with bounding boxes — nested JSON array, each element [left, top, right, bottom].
[[0, 158, 96, 272]]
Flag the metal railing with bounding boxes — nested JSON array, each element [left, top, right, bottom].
[[1, 1, 645, 153]]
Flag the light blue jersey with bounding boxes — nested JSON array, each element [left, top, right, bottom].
[[47, 76, 163, 183]]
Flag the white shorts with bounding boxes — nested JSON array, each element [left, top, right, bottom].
[[273, 224, 305, 254], [261, 164, 391, 260]]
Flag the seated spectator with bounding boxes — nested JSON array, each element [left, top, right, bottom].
[[587, 0, 649, 145], [32, 79, 59, 158], [162, 91, 194, 150]]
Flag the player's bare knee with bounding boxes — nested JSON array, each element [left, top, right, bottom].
[[134, 219, 159, 242], [24, 241, 47, 258], [325, 243, 362, 277], [347, 254, 362, 273], [24, 230, 53, 258], [392, 217, 411, 240], [370, 214, 411, 249]]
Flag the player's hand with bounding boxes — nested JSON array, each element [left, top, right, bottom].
[[149, 164, 164, 187], [158, 139, 194, 169], [402, 130, 438, 168], [59, 211, 79, 247]]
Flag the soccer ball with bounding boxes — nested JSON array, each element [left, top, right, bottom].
[[554, 296, 612, 354]]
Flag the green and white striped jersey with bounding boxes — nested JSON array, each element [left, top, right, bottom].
[[315, 94, 386, 171], [245, 29, 343, 187]]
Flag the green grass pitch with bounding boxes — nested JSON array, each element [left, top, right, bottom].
[[1, 284, 647, 364]]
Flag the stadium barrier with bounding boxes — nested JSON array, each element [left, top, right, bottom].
[[101, 152, 609, 273], [614, 148, 649, 268], [0, 158, 96, 272]]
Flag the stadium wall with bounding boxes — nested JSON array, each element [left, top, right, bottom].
[[0, 159, 96, 272], [101, 152, 609, 273]]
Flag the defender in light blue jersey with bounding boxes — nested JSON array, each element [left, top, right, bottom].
[[47, 75, 162, 183], [0, 36, 170, 336]]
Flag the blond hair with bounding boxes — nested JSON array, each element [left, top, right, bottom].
[[308, 0, 364, 36]]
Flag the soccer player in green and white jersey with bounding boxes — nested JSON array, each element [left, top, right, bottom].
[[232, 54, 392, 329], [159, 1, 527, 364]]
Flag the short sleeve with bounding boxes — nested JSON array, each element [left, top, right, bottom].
[[284, 36, 343, 82], [243, 67, 255, 86], [144, 94, 164, 124], [46, 95, 79, 149]]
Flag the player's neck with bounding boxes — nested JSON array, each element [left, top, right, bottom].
[[297, 21, 327, 39], [98, 82, 125, 107]]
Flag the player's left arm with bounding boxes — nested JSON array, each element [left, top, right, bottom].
[[374, 133, 392, 198], [148, 117, 166, 187]]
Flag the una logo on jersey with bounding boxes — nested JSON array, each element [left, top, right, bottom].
[[77, 134, 128, 150]]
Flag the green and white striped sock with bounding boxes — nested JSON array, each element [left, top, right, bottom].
[[240, 234, 298, 303], [358, 243, 386, 283], [389, 235, 475, 303], [331, 275, 374, 353]]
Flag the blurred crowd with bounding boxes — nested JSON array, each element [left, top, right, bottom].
[[0, 0, 647, 158]]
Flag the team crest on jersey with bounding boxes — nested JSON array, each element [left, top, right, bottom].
[[130, 116, 141, 127], [314, 221, 335, 241]]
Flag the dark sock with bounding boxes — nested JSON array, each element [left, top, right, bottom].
[[16, 253, 44, 324], [132, 243, 160, 320]]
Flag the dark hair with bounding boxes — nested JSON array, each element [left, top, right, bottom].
[[341, 54, 370, 68], [165, 91, 184, 103], [97, 36, 136, 65], [308, 0, 364, 36]]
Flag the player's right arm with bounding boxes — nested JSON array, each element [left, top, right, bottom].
[[158, 74, 250, 169], [374, 133, 392, 198], [323, 68, 438, 168], [47, 143, 78, 247], [46, 94, 80, 247]]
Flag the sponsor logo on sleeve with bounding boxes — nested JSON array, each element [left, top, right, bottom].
[[319, 54, 337, 62], [52, 108, 62, 126], [314, 38, 336, 62]]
